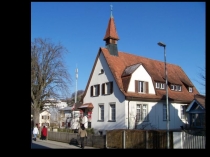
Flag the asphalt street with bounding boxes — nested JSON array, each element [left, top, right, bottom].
[[31, 138, 98, 149]]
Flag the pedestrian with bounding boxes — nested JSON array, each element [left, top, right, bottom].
[[33, 124, 39, 141], [78, 124, 87, 149], [41, 126, 47, 140]]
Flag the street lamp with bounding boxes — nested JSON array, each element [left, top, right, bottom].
[[158, 41, 169, 149]]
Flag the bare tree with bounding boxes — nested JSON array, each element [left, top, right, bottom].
[[198, 67, 205, 87], [31, 38, 72, 125], [196, 66, 205, 95]]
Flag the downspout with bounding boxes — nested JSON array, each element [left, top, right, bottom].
[[128, 100, 130, 130], [128, 97, 133, 130]]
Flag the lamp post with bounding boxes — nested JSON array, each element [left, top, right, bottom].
[[158, 42, 169, 149]]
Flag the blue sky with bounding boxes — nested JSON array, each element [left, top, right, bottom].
[[31, 2, 206, 96]]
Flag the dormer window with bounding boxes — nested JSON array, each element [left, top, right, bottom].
[[170, 84, 182, 91], [189, 87, 193, 92], [170, 85, 174, 90], [155, 82, 160, 88], [135, 80, 148, 93], [155, 82, 165, 89]]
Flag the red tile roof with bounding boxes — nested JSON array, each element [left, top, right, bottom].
[[194, 94, 205, 108], [82, 14, 199, 104], [78, 103, 94, 109], [98, 47, 199, 103], [103, 17, 119, 41]]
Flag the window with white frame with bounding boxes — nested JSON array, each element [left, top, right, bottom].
[[163, 104, 170, 121], [180, 105, 187, 119], [139, 81, 144, 92], [102, 82, 113, 95], [98, 104, 104, 121], [135, 80, 148, 93], [155, 82, 160, 88], [155, 82, 165, 89], [170, 85, 174, 90], [160, 83, 165, 89], [90, 84, 100, 96], [170, 84, 182, 91], [189, 87, 193, 92], [136, 104, 148, 122], [177, 85, 182, 91], [109, 103, 116, 121]]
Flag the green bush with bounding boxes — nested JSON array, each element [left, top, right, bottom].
[[58, 128, 74, 133], [86, 128, 94, 134]]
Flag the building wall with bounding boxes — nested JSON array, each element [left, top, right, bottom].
[[126, 100, 188, 130], [44, 99, 68, 109], [83, 52, 126, 134], [39, 111, 51, 127], [128, 65, 156, 94], [83, 52, 188, 134]]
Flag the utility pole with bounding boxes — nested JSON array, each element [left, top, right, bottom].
[[75, 67, 78, 103]]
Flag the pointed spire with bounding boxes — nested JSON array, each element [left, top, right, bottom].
[[103, 4, 119, 42], [103, 5, 119, 56]]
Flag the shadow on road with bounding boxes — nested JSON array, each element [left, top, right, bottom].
[[31, 142, 52, 149]]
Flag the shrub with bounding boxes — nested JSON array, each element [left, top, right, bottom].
[[58, 128, 74, 133], [86, 128, 94, 134]]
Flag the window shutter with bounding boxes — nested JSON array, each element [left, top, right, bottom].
[[42, 116, 43, 119], [98, 84, 100, 96], [102, 83, 105, 95], [91, 86, 93, 96], [135, 80, 138, 93], [145, 82, 148, 93], [110, 82, 113, 94]]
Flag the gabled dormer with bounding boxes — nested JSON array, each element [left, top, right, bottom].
[[103, 5, 119, 56], [180, 78, 194, 93], [121, 63, 156, 94]]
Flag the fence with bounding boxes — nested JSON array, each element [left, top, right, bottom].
[[106, 129, 173, 149], [47, 129, 205, 149], [47, 131, 105, 148]]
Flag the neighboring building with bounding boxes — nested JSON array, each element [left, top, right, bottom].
[[80, 9, 200, 135], [186, 94, 205, 129], [39, 110, 51, 127], [43, 99, 68, 110], [58, 102, 82, 129]]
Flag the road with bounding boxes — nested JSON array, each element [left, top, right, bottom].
[[31, 138, 98, 149]]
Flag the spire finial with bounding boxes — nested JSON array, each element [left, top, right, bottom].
[[110, 4, 113, 18]]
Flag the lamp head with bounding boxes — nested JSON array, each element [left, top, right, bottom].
[[158, 42, 166, 47]]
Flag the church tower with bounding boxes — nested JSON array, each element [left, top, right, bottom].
[[103, 5, 120, 56]]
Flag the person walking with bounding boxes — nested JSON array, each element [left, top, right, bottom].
[[78, 124, 87, 149], [33, 124, 39, 141], [41, 126, 47, 140]]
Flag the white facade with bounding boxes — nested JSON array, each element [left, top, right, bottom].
[[59, 107, 80, 130], [39, 110, 51, 127], [44, 99, 68, 110], [128, 65, 156, 94], [83, 52, 129, 134], [83, 51, 188, 134]]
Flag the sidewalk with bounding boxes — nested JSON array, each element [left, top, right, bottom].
[[31, 138, 99, 149]]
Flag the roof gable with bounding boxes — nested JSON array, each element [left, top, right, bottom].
[[100, 47, 199, 102]]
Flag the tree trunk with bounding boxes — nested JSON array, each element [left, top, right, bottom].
[[33, 103, 40, 126]]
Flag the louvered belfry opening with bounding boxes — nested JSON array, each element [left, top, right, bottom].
[[103, 11, 119, 56]]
